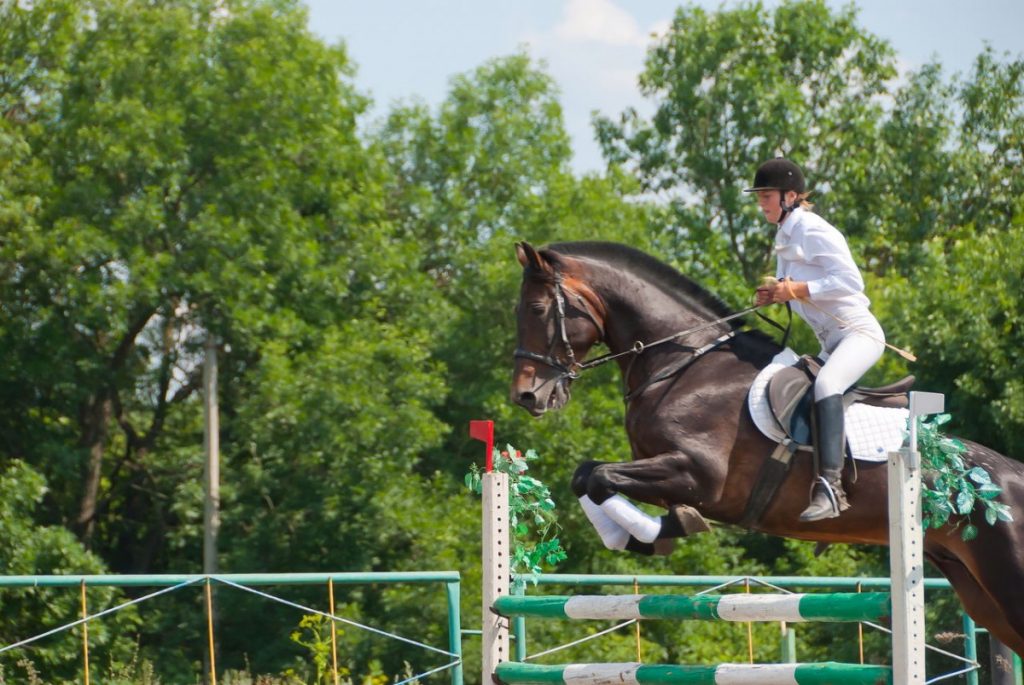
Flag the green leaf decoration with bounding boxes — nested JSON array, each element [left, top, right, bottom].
[[915, 414, 1012, 540], [967, 467, 991, 484], [466, 443, 568, 583], [985, 506, 998, 526], [955, 491, 975, 515], [978, 483, 1002, 500]]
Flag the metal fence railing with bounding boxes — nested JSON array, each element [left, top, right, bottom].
[[0, 572, 463, 685]]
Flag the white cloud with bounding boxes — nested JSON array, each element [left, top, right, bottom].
[[517, 0, 672, 172], [554, 0, 648, 47]]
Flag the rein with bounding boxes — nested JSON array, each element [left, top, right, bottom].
[[514, 271, 778, 398]]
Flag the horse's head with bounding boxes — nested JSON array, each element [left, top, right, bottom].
[[511, 242, 606, 416]]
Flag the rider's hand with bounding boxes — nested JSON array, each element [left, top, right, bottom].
[[773, 278, 808, 303], [756, 278, 807, 306]]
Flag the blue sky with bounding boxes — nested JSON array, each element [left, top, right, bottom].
[[304, 0, 1023, 173]]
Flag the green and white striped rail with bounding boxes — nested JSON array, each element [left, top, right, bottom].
[[494, 662, 893, 685], [492, 592, 890, 623]]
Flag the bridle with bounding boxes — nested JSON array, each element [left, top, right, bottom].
[[514, 269, 772, 399], [513, 271, 604, 383]]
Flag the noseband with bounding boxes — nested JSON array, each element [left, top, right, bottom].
[[513, 272, 605, 382]]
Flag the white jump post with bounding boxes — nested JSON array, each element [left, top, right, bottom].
[[472, 420, 508, 683], [889, 391, 944, 684]]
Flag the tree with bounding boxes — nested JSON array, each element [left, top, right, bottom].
[[595, 0, 897, 286], [0, 461, 140, 681], [883, 223, 1024, 456], [1, 0, 451, 678]]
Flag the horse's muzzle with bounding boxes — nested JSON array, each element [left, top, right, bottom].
[[514, 390, 546, 417], [510, 374, 570, 416]]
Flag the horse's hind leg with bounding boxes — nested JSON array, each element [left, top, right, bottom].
[[928, 551, 1024, 658]]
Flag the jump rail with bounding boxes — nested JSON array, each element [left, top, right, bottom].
[[493, 591, 891, 623], [495, 661, 892, 685]]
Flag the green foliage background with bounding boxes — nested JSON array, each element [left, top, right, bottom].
[[0, 0, 1021, 682]]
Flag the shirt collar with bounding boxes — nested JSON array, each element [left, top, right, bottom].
[[777, 206, 803, 238]]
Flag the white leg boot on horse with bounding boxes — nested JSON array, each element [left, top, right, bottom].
[[572, 460, 704, 555], [599, 494, 661, 542], [799, 394, 850, 522], [578, 495, 630, 550]]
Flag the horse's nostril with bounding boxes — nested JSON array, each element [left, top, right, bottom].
[[518, 391, 537, 407]]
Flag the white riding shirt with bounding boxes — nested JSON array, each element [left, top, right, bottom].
[[774, 207, 880, 353]]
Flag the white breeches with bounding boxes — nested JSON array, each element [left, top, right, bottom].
[[815, 321, 885, 400]]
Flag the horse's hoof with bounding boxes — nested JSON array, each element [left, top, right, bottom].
[[660, 504, 711, 537]]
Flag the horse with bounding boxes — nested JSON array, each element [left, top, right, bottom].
[[509, 240, 1024, 656]]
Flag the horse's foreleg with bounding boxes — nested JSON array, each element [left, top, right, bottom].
[[572, 461, 653, 553], [572, 457, 710, 552]]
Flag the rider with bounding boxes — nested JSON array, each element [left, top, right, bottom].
[[746, 157, 885, 522]]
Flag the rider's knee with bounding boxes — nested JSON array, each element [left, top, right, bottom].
[[813, 372, 846, 400]]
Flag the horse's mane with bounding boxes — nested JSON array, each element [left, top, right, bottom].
[[545, 241, 738, 322]]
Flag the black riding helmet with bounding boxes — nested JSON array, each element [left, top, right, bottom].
[[744, 158, 805, 194]]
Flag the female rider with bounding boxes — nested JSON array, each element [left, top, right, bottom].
[[746, 158, 885, 522]]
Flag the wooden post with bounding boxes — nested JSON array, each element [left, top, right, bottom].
[[80, 580, 90, 685], [329, 578, 340, 685]]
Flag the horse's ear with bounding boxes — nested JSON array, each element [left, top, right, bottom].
[[516, 241, 547, 271]]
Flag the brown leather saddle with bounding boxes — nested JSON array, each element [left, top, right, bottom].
[[739, 357, 915, 528], [767, 355, 915, 449]]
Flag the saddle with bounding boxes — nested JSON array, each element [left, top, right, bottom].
[[739, 357, 915, 529], [767, 355, 915, 448]]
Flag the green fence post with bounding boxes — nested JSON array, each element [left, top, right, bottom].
[[446, 579, 463, 685], [962, 613, 979, 685], [513, 582, 527, 661]]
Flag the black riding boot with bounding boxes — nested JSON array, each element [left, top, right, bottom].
[[799, 394, 850, 522]]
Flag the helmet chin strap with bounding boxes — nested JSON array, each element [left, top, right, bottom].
[[777, 190, 800, 222]]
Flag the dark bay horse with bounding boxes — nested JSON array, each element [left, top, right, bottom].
[[509, 240, 1024, 656]]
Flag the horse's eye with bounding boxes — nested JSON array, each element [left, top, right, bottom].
[[529, 302, 547, 316]]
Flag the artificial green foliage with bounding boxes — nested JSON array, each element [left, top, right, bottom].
[[466, 445, 568, 581], [917, 415, 1014, 540]]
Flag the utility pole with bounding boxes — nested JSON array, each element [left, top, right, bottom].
[[203, 335, 220, 685], [203, 335, 220, 574]]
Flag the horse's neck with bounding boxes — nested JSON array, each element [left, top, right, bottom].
[[597, 273, 716, 356]]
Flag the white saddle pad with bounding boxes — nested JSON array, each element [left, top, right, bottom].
[[747, 349, 908, 463]]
